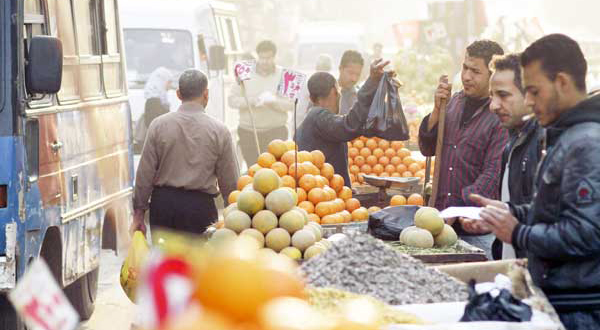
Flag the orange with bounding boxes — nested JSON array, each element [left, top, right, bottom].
[[296, 187, 307, 203], [349, 173, 356, 183], [284, 140, 297, 151], [357, 173, 365, 183], [391, 172, 401, 177], [310, 150, 326, 169], [407, 193, 424, 206], [379, 156, 390, 166], [347, 142, 352, 149], [237, 175, 253, 190], [303, 162, 320, 176], [332, 213, 345, 224], [396, 164, 408, 173], [345, 198, 361, 212], [315, 201, 333, 218], [299, 174, 317, 192], [268, 139, 288, 159], [298, 200, 315, 214], [308, 188, 326, 205], [349, 165, 360, 175], [228, 190, 241, 204], [280, 150, 297, 167], [360, 164, 372, 174], [281, 175, 296, 188], [384, 164, 396, 174], [321, 214, 337, 225], [323, 186, 337, 201], [380, 172, 390, 177], [408, 163, 421, 174], [390, 156, 402, 166], [307, 213, 321, 224], [340, 210, 352, 223], [353, 139, 365, 149], [339, 186, 353, 200], [332, 199, 345, 213], [248, 164, 262, 177], [372, 164, 384, 175], [288, 163, 308, 178], [348, 158, 354, 166], [348, 148, 359, 159], [297, 150, 313, 163], [315, 175, 328, 188], [391, 141, 404, 150], [351, 207, 369, 221], [257, 152, 277, 168], [415, 169, 426, 181], [270, 162, 288, 177], [403, 156, 415, 167], [354, 156, 366, 167], [359, 148, 372, 158], [321, 163, 335, 180], [402, 171, 414, 178], [366, 155, 378, 166], [368, 206, 381, 214], [330, 174, 345, 193], [359, 136, 369, 143], [417, 159, 426, 169], [385, 148, 396, 158], [366, 139, 378, 150], [372, 148, 384, 159], [378, 139, 390, 150], [390, 195, 407, 206], [397, 148, 411, 159]]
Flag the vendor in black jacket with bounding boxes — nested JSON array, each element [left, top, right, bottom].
[[296, 59, 390, 187], [471, 34, 600, 330]]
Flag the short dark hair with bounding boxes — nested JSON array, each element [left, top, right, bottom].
[[178, 69, 208, 101], [466, 39, 504, 68], [308, 72, 337, 103], [340, 50, 364, 68], [256, 40, 277, 55], [490, 53, 524, 93], [521, 34, 587, 92]]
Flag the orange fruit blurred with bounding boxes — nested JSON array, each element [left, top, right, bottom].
[[372, 148, 384, 159], [390, 195, 407, 206], [368, 206, 381, 214], [402, 171, 414, 178], [407, 193, 424, 206], [248, 164, 262, 177], [321, 163, 335, 180], [315, 201, 333, 218], [345, 198, 361, 212], [353, 139, 365, 149], [315, 175, 328, 188], [354, 156, 366, 167], [384, 148, 396, 158], [396, 164, 408, 173], [307, 213, 321, 224], [310, 150, 326, 169], [391, 172, 401, 177], [359, 148, 372, 158], [280, 150, 297, 167], [284, 140, 297, 151], [349, 165, 360, 175], [330, 174, 345, 193], [390, 156, 402, 166], [281, 175, 296, 188], [415, 169, 426, 181], [372, 164, 384, 175], [321, 214, 337, 224], [299, 174, 317, 192], [349, 173, 356, 183], [351, 207, 369, 221], [298, 200, 315, 214], [384, 164, 396, 174], [380, 172, 390, 177], [359, 136, 368, 143], [237, 175, 253, 190], [357, 173, 365, 183], [270, 162, 288, 177], [339, 186, 353, 200], [403, 156, 415, 167], [397, 148, 411, 159], [366, 139, 378, 150], [348, 158, 354, 166], [297, 151, 313, 163], [379, 156, 390, 166], [333, 198, 345, 213], [308, 188, 326, 205], [347, 142, 352, 148], [391, 141, 404, 151], [228, 190, 241, 204], [257, 152, 277, 168], [303, 162, 320, 176], [378, 139, 390, 150], [268, 139, 288, 159], [408, 163, 421, 174], [340, 210, 352, 223], [360, 164, 372, 175], [323, 186, 337, 201], [417, 159, 426, 169], [366, 155, 378, 166], [288, 163, 308, 178], [296, 187, 307, 203], [348, 148, 359, 159]]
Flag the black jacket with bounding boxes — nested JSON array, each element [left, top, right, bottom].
[[492, 119, 544, 259], [510, 94, 600, 312], [296, 78, 378, 186]]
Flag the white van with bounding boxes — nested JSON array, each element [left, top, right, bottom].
[[119, 0, 243, 150]]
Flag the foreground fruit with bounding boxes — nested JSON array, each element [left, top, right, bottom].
[[280, 246, 302, 260], [304, 245, 326, 260], [279, 210, 305, 234], [404, 228, 434, 248], [265, 188, 296, 215], [236, 190, 265, 216], [240, 228, 265, 247], [434, 224, 458, 247], [265, 228, 292, 252], [291, 229, 316, 252], [253, 168, 281, 196], [252, 210, 279, 234], [224, 210, 252, 233]]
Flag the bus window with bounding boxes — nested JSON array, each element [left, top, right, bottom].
[[99, 0, 124, 96], [47, 0, 81, 103], [73, 0, 103, 100], [24, 0, 53, 107]]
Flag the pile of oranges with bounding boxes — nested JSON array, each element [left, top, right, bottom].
[[390, 194, 424, 206], [347, 136, 433, 185], [231, 140, 369, 225]]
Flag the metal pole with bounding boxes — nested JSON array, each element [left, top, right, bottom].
[[240, 81, 261, 156]]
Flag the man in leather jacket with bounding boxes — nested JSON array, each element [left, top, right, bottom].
[[471, 34, 600, 329]]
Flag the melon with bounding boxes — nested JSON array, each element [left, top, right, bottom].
[[318, 239, 332, 249], [405, 228, 435, 248], [280, 247, 302, 261], [414, 207, 444, 236], [291, 229, 316, 252], [434, 224, 458, 247], [252, 210, 278, 234], [265, 188, 296, 215], [265, 228, 291, 252], [223, 203, 238, 218], [236, 190, 265, 216], [399, 226, 419, 244], [304, 245, 326, 260], [253, 168, 281, 196], [282, 187, 299, 206], [279, 210, 305, 234], [304, 224, 322, 241], [240, 228, 265, 247], [224, 210, 252, 233], [293, 207, 309, 224], [211, 228, 237, 242]]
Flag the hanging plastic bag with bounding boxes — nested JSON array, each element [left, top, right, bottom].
[[120, 231, 150, 302], [367, 205, 420, 241], [363, 72, 409, 141], [460, 280, 533, 322]]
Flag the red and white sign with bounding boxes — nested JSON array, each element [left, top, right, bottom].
[[277, 69, 306, 100], [136, 250, 195, 329], [9, 259, 79, 330], [234, 60, 256, 82]]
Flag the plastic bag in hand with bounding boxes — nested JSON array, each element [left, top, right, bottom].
[[363, 72, 409, 141], [460, 280, 533, 322], [120, 231, 149, 302]]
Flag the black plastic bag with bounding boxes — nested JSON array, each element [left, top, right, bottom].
[[367, 206, 420, 241], [460, 280, 533, 322], [363, 72, 409, 141]]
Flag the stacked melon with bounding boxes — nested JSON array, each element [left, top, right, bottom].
[[399, 207, 457, 248], [215, 167, 331, 260], [229, 140, 369, 225], [346, 136, 433, 185]]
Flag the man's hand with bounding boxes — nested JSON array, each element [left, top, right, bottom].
[[369, 59, 392, 82], [459, 217, 492, 235], [428, 75, 452, 131], [470, 194, 517, 243], [130, 209, 147, 236]]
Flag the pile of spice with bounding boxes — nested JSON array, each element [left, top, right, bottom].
[[300, 234, 468, 305]]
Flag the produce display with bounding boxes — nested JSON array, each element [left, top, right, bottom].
[[227, 139, 370, 225], [399, 207, 458, 249], [300, 233, 469, 305]]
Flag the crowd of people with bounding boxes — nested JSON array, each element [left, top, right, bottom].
[[130, 32, 600, 330]]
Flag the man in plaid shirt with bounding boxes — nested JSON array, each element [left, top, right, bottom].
[[419, 40, 509, 257]]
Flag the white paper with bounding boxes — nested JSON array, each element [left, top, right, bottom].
[[9, 259, 79, 330], [440, 207, 483, 220]]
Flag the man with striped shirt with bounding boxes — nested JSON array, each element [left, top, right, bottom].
[[419, 40, 509, 257]]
